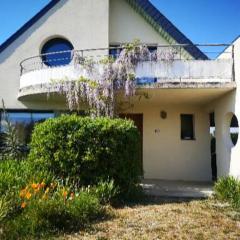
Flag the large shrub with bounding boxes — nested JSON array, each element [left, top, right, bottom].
[[29, 115, 141, 196]]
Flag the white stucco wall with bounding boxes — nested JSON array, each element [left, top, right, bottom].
[[207, 37, 240, 179], [129, 102, 212, 181], [0, 0, 109, 109], [109, 0, 168, 45]]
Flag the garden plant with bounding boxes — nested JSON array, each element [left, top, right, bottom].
[[0, 114, 142, 239]]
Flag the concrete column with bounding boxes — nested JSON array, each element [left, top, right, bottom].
[[214, 38, 240, 179]]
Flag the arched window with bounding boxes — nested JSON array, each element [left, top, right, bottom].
[[41, 38, 74, 67]]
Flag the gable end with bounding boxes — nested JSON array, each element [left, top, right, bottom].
[[127, 0, 208, 60]]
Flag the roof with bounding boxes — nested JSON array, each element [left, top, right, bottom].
[[130, 0, 208, 59], [0, 0, 208, 59]]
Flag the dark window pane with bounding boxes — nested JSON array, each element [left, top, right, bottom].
[[209, 112, 215, 127], [148, 46, 157, 53], [41, 38, 74, 67], [109, 45, 122, 58], [181, 114, 195, 140]]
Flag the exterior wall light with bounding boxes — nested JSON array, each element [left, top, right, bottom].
[[160, 111, 167, 119]]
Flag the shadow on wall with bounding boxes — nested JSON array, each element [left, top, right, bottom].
[[0, 0, 67, 64], [19, 97, 67, 111]]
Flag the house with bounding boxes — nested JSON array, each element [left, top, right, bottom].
[[0, 0, 239, 182]]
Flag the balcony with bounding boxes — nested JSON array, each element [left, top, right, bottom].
[[18, 44, 236, 100]]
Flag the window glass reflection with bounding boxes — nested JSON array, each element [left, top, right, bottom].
[[0, 111, 54, 145], [8, 112, 32, 124], [32, 113, 55, 123]]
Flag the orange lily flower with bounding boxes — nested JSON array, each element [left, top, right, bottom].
[[25, 192, 32, 200], [21, 202, 27, 209]]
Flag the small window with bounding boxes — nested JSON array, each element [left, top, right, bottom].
[[109, 45, 122, 58], [181, 114, 195, 140], [41, 38, 74, 67], [148, 46, 157, 53]]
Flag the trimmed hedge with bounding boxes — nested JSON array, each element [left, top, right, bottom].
[[29, 115, 141, 195]]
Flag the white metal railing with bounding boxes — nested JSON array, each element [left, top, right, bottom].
[[135, 59, 233, 81], [19, 44, 234, 90]]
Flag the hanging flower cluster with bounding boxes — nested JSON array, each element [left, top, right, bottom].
[[48, 40, 176, 117]]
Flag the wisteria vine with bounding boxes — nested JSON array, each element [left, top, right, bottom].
[[48, 40, 176, 117]]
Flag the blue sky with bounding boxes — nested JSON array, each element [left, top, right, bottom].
[[150, 0, 240, 44], [0, 0, 239, 46]]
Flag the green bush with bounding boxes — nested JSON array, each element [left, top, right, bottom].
[[214, 176, 240, 209], [0, 116, 141, 238], [2, 186, 102, 240], [29, 115, 141, 196]]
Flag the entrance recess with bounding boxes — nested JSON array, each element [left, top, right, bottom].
[[210, 112, 217, 181]]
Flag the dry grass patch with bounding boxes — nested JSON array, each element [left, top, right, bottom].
[[60, 198, 240, 240]]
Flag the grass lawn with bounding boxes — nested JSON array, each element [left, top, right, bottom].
[[59, 198, 240, 240]]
